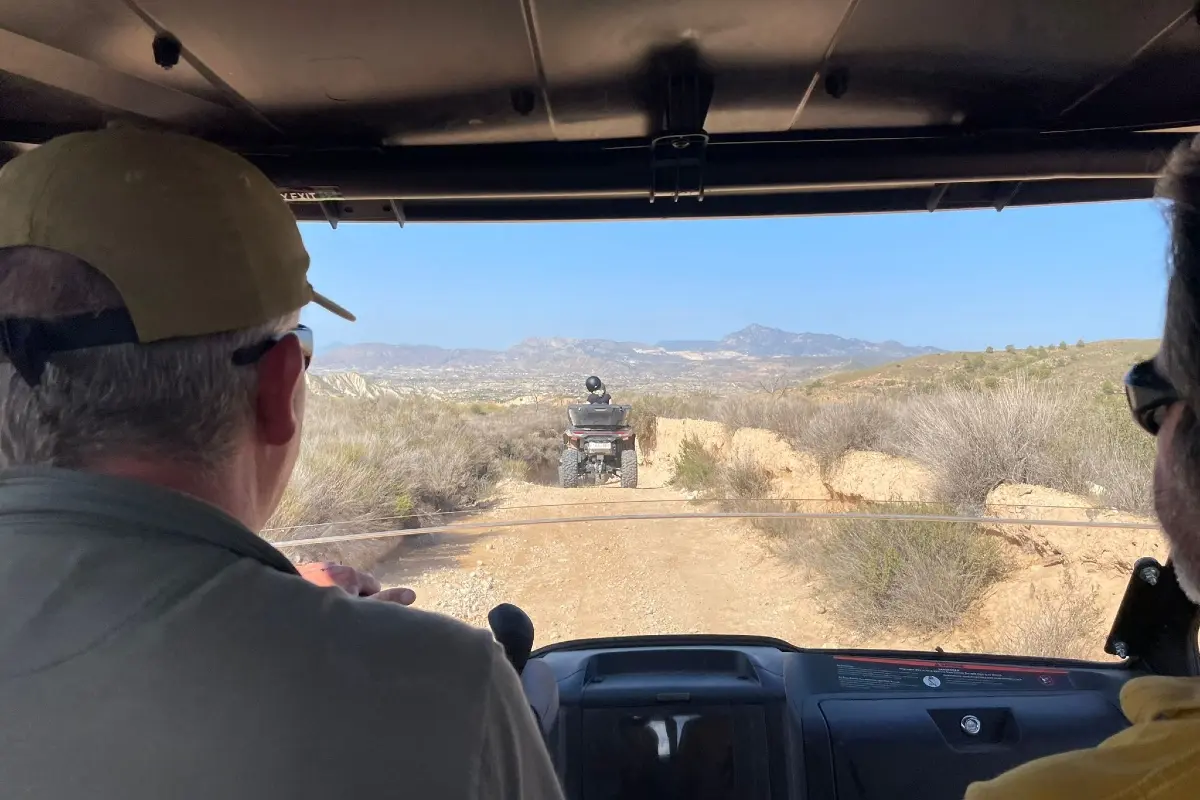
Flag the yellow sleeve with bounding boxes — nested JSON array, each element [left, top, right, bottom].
[[964, 747, 1124, 800], [964, 722, 1200, 800]]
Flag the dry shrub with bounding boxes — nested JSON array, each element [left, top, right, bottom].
[[476, 403, 563, 485], [995, 571, 1106, 660], [895, 380, 1076, 511], [714, 454, 775, 501], [717, 394, 816, 440], [809, 506, 1011, 635], [669, 435, 720, 492], [750, 504, 820, 564], [1055, 395, 1155, 515], [266, 395, 561, 569], [798, 398, 898, 473]]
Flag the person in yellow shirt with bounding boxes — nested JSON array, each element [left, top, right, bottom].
[[963, 139, 1200, 799]]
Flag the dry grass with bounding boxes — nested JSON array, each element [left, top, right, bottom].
[[716, 394, 815, 441], [809, 506, 1012, 635], [266, 395, 562, 569], [480, 403, 564, 485], [891, 380, 1079, 512], [1056, 394, 1156, 516], [714, 454, 775, 500], [995, 571, 1106, 660], [798, 398, 899, 473]]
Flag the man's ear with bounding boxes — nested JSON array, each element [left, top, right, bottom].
[[255, 334, 305, 446]]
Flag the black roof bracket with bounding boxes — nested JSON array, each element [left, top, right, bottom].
[[318, 200, 342, 229], [647, 49, 714, 204], [1105, 557, 1200, 676], [650, 132, 710, 203]]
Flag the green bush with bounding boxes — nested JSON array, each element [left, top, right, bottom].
[[669, 435, 720, 492]]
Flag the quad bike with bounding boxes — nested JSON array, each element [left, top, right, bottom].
[[558, 403, 638, 489]]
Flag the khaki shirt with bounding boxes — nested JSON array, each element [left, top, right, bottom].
[[0, 468, 564, 800]]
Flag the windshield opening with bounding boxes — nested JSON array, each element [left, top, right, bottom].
[[273, 201, 1168, 662]]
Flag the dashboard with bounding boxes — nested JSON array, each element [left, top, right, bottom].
[[529, 636, 1136, 800]]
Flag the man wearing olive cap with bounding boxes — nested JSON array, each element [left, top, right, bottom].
[[0, 128, 563, 800]]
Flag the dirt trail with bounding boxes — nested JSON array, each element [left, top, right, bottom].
[[376, 480, 855, 650], [373, 422, 1152, 659]]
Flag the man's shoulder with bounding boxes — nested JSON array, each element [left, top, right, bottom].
[[212, 560, 503, 690]]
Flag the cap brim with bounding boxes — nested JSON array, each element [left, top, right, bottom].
[[311, 288, 356, 322]]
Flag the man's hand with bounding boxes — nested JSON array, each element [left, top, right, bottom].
[[296, 561, 416, 605]]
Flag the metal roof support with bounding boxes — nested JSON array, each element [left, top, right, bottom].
[[318, 201, 342, 229], [993, 181, 1023, 211], [925, 183, 949, 211]]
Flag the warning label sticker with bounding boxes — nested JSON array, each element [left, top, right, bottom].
[[834, 655, 1072, 692]]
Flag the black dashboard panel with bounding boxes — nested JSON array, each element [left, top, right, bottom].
[[534, 638, 1138, 800]]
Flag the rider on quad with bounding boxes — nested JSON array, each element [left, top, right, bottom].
[[585, 375, 611, 404]]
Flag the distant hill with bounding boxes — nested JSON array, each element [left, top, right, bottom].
[[308, 336, 1152, 402], [659, 324, 943, 360], [316, 325, 943, 373], [810, 338, 1158, 400]]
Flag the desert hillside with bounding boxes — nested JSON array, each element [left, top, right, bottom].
[[807, 338, 1156, 401]]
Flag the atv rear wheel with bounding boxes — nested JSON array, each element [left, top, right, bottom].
[[559, 447, 580, 489], [620, 447, 638, 489]]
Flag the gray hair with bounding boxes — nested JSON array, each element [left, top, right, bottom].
[[0, 246, 297, 469]]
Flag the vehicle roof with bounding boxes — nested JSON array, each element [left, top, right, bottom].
[[2, 0, 1198, 222]]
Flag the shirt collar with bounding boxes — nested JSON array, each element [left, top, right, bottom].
[[0, 466, 298, 575]]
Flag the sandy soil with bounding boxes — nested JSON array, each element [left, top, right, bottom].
[[378, 480, 850, 650]]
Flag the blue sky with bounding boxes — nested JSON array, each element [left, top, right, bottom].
[[300, 200, 1170, 353]]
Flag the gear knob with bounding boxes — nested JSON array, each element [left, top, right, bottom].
[[488, 603, 535, 675]]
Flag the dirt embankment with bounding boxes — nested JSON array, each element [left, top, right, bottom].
[[378, 418, 1165, 660]]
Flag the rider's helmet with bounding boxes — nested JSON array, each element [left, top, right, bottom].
[[585, 375, 603, 393]]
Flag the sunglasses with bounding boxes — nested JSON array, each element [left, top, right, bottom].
[[231, 324, 314, 370], [1125, 358, 1179, 435]]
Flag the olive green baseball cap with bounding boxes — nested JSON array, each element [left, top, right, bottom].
[[0, 126, 353, 342]]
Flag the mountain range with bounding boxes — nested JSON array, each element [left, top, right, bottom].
[[314, 324, 942, 373]]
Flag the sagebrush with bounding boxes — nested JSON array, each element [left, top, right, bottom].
[[799, 398, 899, 473], [894, 380, 1077, 511]]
